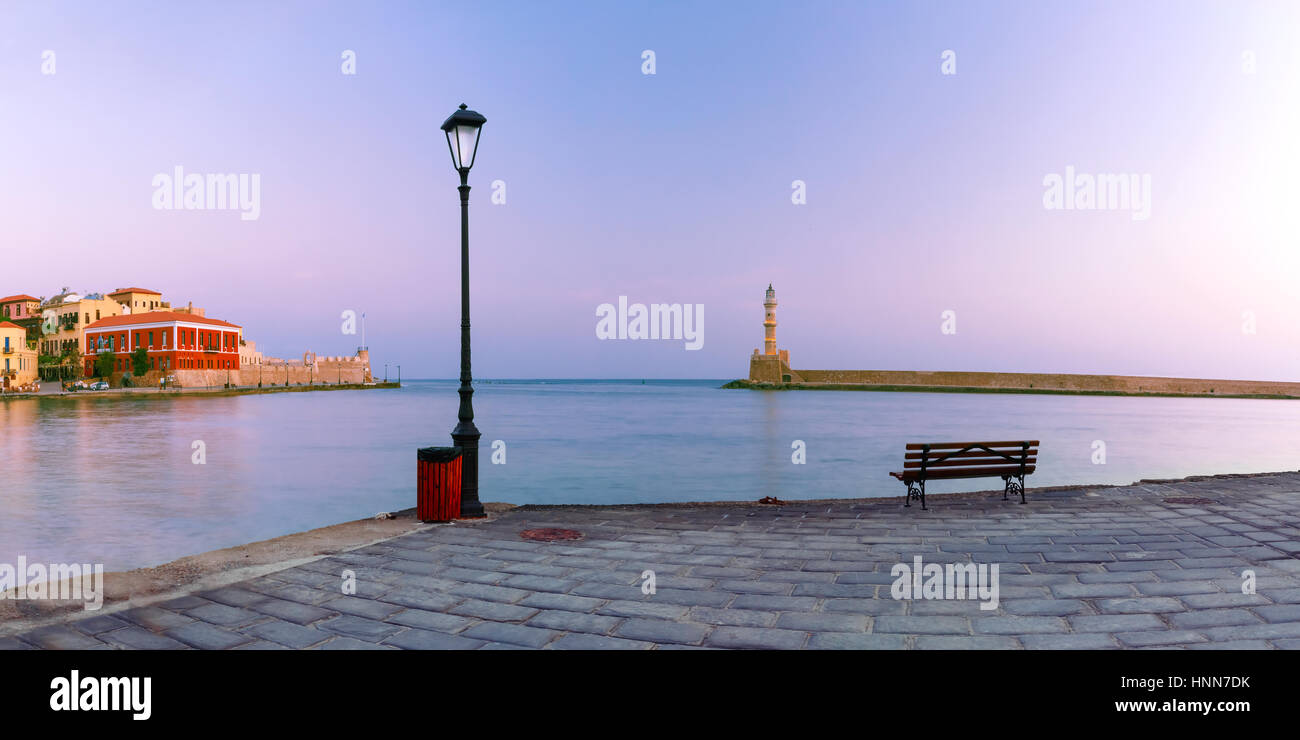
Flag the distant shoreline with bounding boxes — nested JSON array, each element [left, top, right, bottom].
[[0, 382, 400, 401], [721, 379, 1300, 400]]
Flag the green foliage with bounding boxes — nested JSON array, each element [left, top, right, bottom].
[[131, 347, 150, 376], [94, 352, 115, 380]]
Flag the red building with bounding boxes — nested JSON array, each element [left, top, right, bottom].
[[83, 311, 243, 377]]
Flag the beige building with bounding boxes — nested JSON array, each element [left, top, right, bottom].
[[37, 290, 123, 358], [173, 301, 205, 317], [1, 320, 39, 390], [239, 338, 264, 367], [108, 287, 168, 314]]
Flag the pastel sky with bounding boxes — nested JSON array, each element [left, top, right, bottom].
[[2, 1, 1298, 380]]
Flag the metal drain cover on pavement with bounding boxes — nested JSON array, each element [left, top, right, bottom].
[[1164, 497, 1216, 505], [520, 528, 584, 542]]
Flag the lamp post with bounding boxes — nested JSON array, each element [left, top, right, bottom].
[[440, 103, 487, 518]]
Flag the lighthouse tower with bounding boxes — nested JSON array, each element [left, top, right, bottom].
[[763, 284, 778, 355], [748, 284, 800, 384]]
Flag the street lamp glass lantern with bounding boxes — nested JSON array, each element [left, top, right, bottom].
[[441, 103, 486, 172]]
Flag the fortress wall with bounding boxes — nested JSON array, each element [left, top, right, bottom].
[[787, 369, 1300, 397], [749, 354, 803, 384], [173, 354, 371, 388]]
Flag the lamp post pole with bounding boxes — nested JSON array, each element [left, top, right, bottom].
[[450, 167, 484, 518], [441, 103, 487, 519]]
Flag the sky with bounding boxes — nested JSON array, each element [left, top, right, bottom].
[[2, 1, 1299, 380]]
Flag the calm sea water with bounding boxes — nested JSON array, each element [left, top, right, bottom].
[[3, 379, 1299, 571]]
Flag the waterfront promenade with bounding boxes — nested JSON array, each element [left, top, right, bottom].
[[5, 472, 1300, 650], [1, 381, 397, 400]]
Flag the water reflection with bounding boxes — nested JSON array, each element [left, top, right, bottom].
[[2, 381, 1299, 571]]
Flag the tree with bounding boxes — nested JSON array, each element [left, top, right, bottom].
[[94, 351, 115, 380], [131, 347, 150, 376], [58, 348, 83, 381]]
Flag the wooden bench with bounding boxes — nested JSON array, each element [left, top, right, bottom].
[[889, 441, 1038, 511]]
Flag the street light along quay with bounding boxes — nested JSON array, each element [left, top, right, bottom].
[[444, 103, 486, 518], [417, 103, 487, 520]]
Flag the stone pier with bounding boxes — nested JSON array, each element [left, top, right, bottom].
[[5, 472, 1299, 650]]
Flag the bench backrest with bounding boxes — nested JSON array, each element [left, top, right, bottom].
[[904, 441, 1038, 478]]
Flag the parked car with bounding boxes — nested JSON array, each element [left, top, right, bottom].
[[65, 380, 89, 392], [89, 381, 109, 391]]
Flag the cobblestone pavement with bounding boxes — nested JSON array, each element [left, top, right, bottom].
[[6, 473, 1300, 650]]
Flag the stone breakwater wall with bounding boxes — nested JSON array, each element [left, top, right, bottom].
[[756, 369, 1300, 397], [174, 354, 371, 388]]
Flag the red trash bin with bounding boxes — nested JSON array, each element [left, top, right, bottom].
[[417, 447, 463, 522]]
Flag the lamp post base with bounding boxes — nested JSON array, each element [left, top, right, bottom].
[[451, 427, 485, 518]]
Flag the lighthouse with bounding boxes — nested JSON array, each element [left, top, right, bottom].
[[747, 284, 800, 383], [764, 284, 778, 355]]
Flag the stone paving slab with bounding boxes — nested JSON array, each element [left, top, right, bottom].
[[8, 471, 1300, 649]]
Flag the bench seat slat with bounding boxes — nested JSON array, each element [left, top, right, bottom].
[[903, 456, 1036, 469], [891, 465, 1036, 482], [905, 449, 1036, 460], [904, 441, 1038, 450]]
